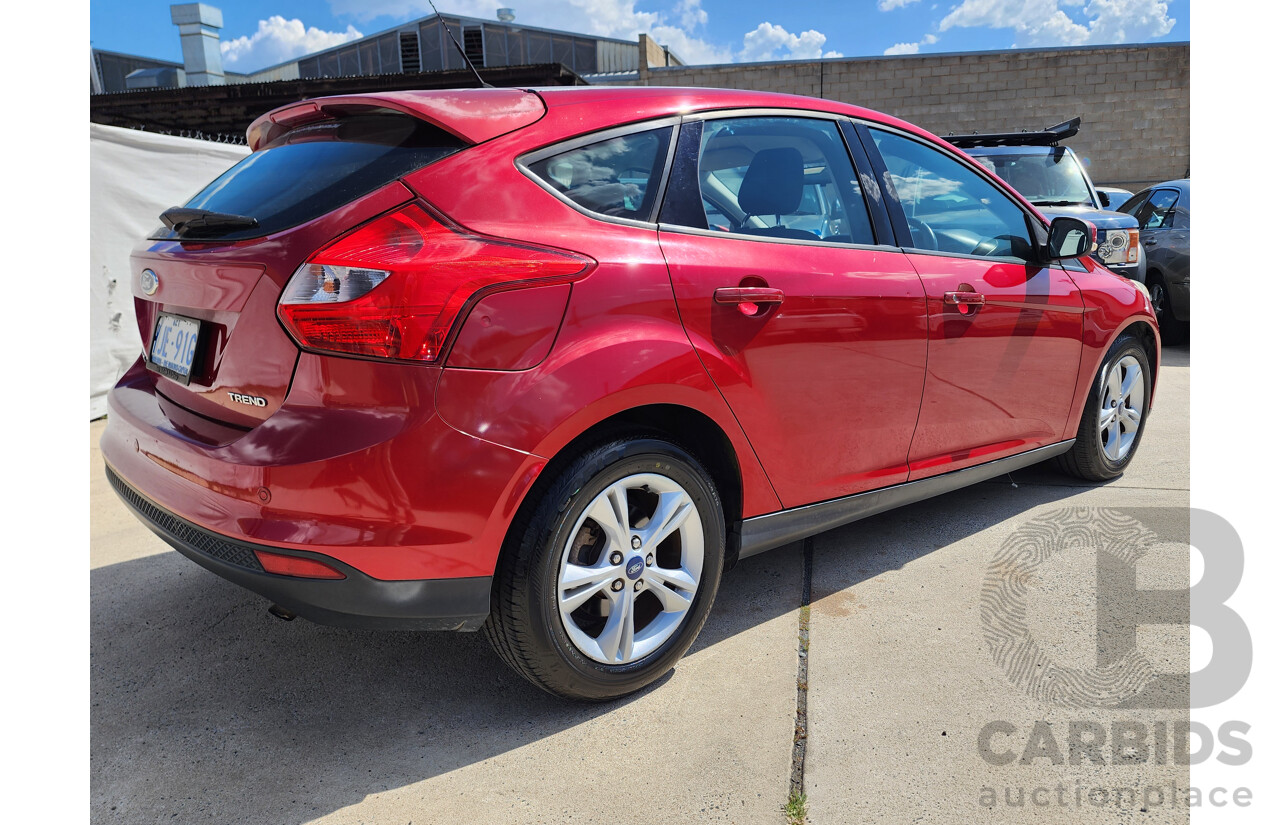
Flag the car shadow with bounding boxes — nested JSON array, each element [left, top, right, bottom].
[[1161, 340, 1189, 368], [91, 465, 1111, 823]]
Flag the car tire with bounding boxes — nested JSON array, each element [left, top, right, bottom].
[[1055, 333, 1153, 482], [1148, 274, 1187, 345], [483, 437, 725, 701]]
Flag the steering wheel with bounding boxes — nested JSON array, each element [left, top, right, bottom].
[[906, 217, 938, 251], [971, 234, 1032, 259]]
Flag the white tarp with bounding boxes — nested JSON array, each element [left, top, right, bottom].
[[89, 124, 249, 419]]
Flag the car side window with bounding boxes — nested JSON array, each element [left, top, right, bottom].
[[869, 128, 1035, 261], [526, 127, 673, 221], [1134, 188, 1179, 230], [688, 116, 875, 245], [1117, 191, 1149, 216]]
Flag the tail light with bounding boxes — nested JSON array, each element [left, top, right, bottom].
[[278, 204, 593, 362]]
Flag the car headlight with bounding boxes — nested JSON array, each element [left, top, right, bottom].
[[1095, 229, 1140, 265]]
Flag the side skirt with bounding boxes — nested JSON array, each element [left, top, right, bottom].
[[738, 440, 1075, 559]]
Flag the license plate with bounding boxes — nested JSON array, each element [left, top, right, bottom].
[[147, 313, 202, 384]]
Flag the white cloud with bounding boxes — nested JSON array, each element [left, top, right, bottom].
[[221, 16, 363, 70], [883, 32, 937, 55], [650, 24, 734, 64], [939, 0, 1174, 46], [878, 0, 922, 10], [677, 0, 708, 30], [1082, 0, 1176, 41], [740, 22, 837, 61]]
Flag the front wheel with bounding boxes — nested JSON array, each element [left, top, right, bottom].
[[1056, 333, 1152, 481], [483, 438, 725, 701]]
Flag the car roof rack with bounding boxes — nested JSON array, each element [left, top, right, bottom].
[[943, 117, 1080, 148]]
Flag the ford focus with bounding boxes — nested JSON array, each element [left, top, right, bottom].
[[102, 87, 1159, 700]]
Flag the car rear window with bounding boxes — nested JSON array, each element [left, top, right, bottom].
[[525, 127, 673, 222], [152, 113, 465, 241]]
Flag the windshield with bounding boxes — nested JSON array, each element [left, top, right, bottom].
[[971, 148, 1094, 207]]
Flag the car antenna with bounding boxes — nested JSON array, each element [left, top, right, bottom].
[[428, 0, 493, 88]]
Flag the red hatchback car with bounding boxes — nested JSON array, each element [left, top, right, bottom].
[[103, 87, 1158, 700]]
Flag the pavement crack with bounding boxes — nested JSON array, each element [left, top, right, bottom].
[[788, 537, 814, 818]]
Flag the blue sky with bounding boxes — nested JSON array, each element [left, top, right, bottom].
[[91, 1, 1187, 73]]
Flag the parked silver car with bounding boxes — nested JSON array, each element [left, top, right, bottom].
[[1095, 186, 1134, 208], [1118, 179, 1190, 342]]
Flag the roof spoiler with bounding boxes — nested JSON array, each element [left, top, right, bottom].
[[944, 117, 1081, 149], [245, 89, 546, 151]]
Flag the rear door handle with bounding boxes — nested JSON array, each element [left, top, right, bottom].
[[943, 290, 986, 308], [714, 286, 784, 318], [714, 287, 785, 305]]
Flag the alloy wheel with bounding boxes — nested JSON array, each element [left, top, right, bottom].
[[1099, 355, 1145, 462], [556, 473, 704, 665]]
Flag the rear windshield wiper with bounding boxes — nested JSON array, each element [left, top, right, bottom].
[[160, 207, 259, 237]]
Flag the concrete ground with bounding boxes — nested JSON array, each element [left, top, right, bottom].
[[91, 344, 1190, 824]]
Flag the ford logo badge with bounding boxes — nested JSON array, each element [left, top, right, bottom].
[[140, 269, 159, 296], [626, 557, 644, 580]]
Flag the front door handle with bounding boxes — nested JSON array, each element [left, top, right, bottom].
[[1143, 238, 1159, 246], [943, 290, 986, 314], [714, 287, 784, 317], [714, 287, 785, 305]]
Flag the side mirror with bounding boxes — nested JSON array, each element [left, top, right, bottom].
[[1097, 190, 1111, 208], [1046, 216, 1094, 261]]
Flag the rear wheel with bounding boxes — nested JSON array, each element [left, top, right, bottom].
[[483, 437, 724, 701], [1056, 333, 1152, 481]]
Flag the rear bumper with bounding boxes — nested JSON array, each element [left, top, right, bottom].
[[102, 354, 546, 582], [107, 464, 491, 630]]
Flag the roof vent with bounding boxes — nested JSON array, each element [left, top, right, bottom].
[[497, 8, 516, 22]]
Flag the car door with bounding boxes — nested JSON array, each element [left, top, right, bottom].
[[1134, 187, 1191, 278], [657, 113, 928, 509], [860, 125, 1084, 479]]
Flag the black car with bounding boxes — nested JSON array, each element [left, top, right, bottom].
[[1118, 179, 1190, 342]]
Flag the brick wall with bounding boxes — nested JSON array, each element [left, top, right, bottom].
[[622, 43, 1189, 191]]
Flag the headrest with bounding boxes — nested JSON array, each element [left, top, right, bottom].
[[737, 147, 805, 216]]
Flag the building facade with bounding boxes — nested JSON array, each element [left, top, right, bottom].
[[591, 42, 1190, 191]]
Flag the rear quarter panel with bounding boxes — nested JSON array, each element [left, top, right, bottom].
[[407, 123, 783, 519]]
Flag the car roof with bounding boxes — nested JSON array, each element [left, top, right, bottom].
[[1133, 179, 1191, 198], [249, 86, 941, 152], [535, 85, 936, 135], [533, 85, 898, 122]]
